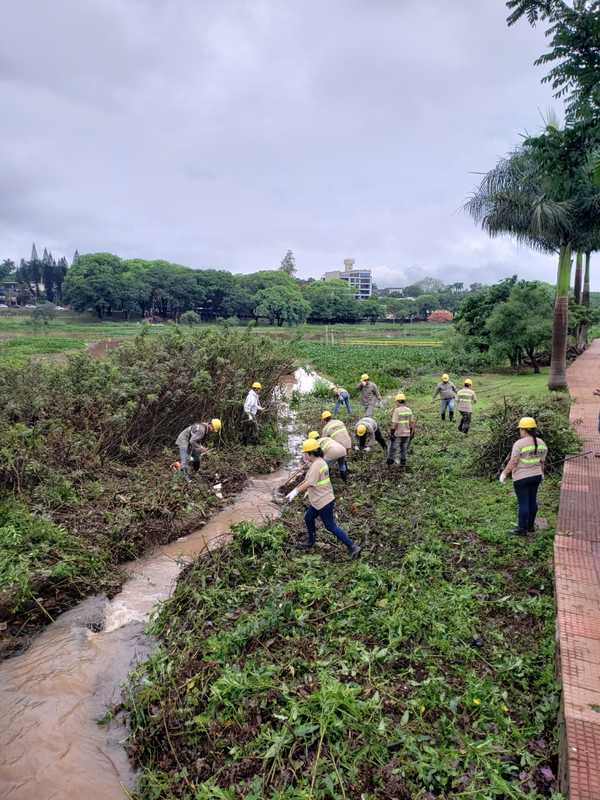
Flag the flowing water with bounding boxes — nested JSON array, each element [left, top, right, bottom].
[[0, 368, 319, 800]]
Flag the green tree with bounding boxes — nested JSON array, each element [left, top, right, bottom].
[[279, 249, 297, 276], [63, 253, 124, 318], [303, 279, 358, 323], [486, 281, 554, 372], [360, 297, 383, 324], [0, 259, 15, 281], [254, 285, 310, 326], [507, 0, 600, 122], [455, 278, 518, 350]]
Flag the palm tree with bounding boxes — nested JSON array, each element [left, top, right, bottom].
[[465, 125, 600, 389]]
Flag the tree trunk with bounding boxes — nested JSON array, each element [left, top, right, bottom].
[[574, 251, 583, 303], [548, 244, 572, 391], [578, 251, 592, 350]]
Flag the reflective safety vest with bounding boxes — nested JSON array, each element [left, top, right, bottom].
[[519, 442, 547, 466], [456, 388, 476, 413], [317, 464, 331, 487], [323, 419, 345, 438], [393, 406, 413, 436]]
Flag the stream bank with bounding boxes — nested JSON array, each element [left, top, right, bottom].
[[0, 368, 316, 800]]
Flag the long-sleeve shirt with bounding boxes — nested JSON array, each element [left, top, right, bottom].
[[175, 423, 208, 452], [456, 388, 477, 413], [391, 405, 415, 436], [505, 435, 548, 481], [357, 381, 381, 406], [243, 389, 264, 418], [433, 381, 457, 400]]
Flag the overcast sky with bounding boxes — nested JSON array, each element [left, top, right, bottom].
[[3, 1, 588, 288]]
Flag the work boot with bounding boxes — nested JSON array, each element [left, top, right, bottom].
[[441, 414, 446, 421], [507, 527, 527, 536], [296, 540, 315, 550], [449, 412, 454, 422], [386, 458, 394, 466], [349, 544, 362, 560]]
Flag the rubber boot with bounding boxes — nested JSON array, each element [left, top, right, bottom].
[[449, 411, 454, 422]]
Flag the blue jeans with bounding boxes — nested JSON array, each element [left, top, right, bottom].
[[513, 475, 542, 532], [304, 500, 354, 550], [333, 392, 352, 414], [440, 398, 454, 418]]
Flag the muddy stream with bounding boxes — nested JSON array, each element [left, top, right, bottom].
[[0, 368, 325, 800]]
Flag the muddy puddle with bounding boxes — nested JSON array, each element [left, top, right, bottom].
[[0, 368, 318, 800]]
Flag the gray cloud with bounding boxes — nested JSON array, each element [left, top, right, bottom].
[[0, 1, 583, 287]]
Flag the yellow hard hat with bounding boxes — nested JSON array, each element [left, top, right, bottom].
[[321, 410, 332, 420], [464, 378, 473, 386], [518, 416, 537, 429], [211, 418, 222, 432], [302, 438, 320, 453], [252, 381, 262, 390], [395, 393, 406, 401], [308, 430, 319, 439], [442, 373, 449, 382], [361, 373, 369, 381], [356, 423, 367, 436]]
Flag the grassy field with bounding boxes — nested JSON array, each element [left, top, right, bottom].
[[0, 313, 452, 367], [123, 350, 567, 798]]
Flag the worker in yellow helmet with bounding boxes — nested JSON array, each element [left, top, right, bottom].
[[285, 439, 361, 558], [357, 373, 381, 416], [499, 417, 548, 535], [456, 379, 478, 434], [242, 381, 264, 444], [432, 373, 457, 421], [175, 419, 222, 482], [355, 417, 387, 453], [331, 385, 353, 415], [320, 411, 352, 450], [387, 394, 416, 467]]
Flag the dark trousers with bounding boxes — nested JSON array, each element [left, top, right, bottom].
[[304, 500, 353, 550], [458, 411, 471, 433], [390, 435, 410, 464], [513, 475, 542, 532], [326, 457, 348, 481], [374, 429, 387, 451]]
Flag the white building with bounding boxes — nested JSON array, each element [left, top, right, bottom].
[[323, 258, 372, 300]]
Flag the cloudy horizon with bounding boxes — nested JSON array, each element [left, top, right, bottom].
[[2, 1, 589, 289]]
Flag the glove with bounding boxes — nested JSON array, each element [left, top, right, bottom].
[[285, 488, 299, 503], [499, 473, 507, 483]]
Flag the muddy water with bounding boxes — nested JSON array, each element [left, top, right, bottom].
[[0, 368, 318, 800]]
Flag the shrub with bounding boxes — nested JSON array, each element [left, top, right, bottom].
[[471, 394, 580, 477], [31, 303, 56, 325], [179, 310, 201, 325]]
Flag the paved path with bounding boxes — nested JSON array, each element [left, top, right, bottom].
[[555, 339, 600, 799]]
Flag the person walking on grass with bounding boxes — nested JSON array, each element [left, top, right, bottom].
[[433, 373, 457, 421], [456, 379, 477, 434], [387, 393, 415, 467], [175, 419, 222, 482], [355, 417, 387, 453], [499, 417, 547, 535], [332, 385, 352, 415], [307, 430, 349, 482], [357, 373, 381, 416], [286, 438, 361, 558], [320, 411, 352, 450]]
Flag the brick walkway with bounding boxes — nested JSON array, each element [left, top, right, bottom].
[[555, 339, 600, 799]]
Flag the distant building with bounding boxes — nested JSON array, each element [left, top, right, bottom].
[[382, 287, 404, 296], [323, 258, 372, 300]]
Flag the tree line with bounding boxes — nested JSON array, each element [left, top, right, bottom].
[[1, 246, 484, 325]]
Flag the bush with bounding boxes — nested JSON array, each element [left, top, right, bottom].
[[0, 328, 295, 491], [179, 310, 201, 325], [31, 303, 56, 325], [471, 394, 580, 477]]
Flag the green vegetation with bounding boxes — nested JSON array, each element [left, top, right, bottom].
[[0, 336, 86, 367], [0, 328, 293, 648], [124, 379, 565, 798]]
